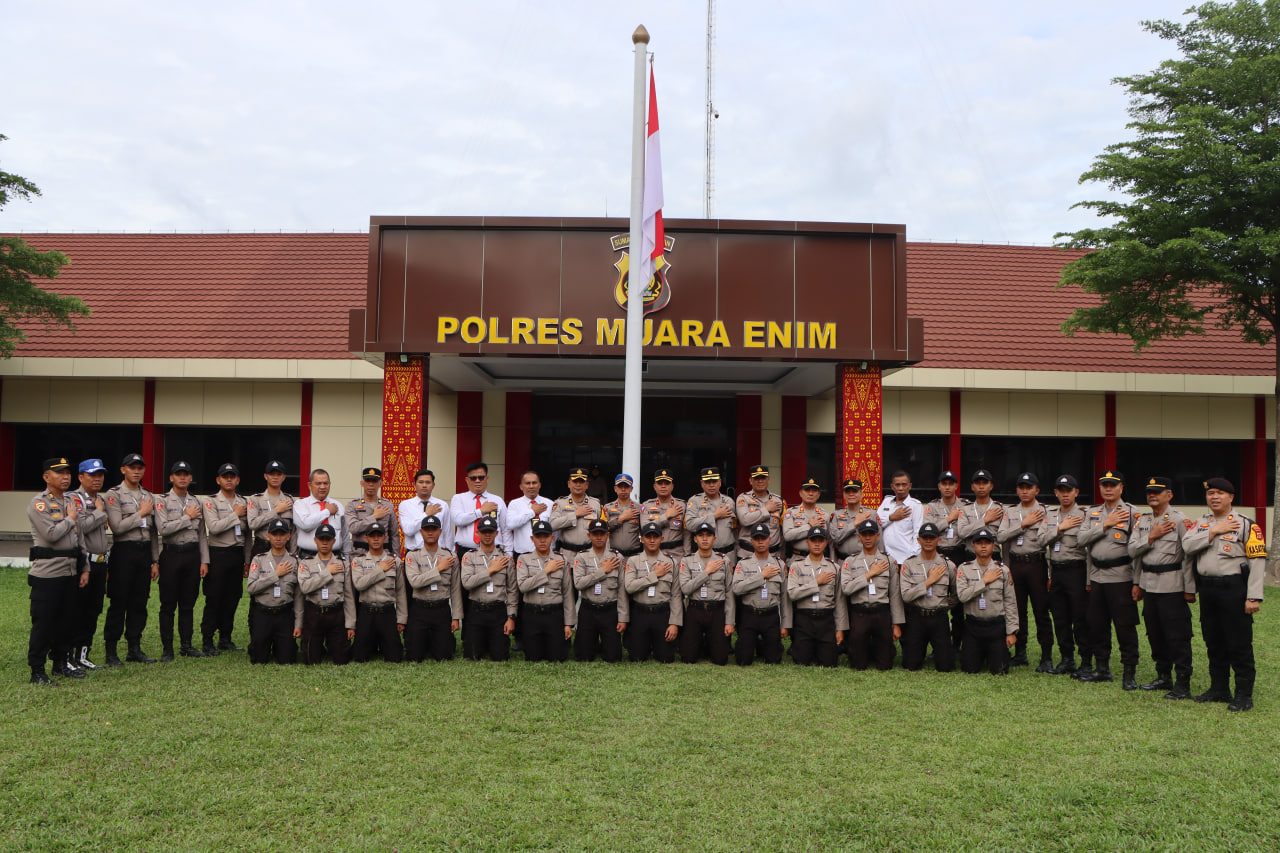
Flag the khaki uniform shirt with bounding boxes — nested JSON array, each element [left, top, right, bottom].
[[924, 498, 971, 553], [105, 483, 159, 558], [840, 551, 903, 623], [246, 552, 302, 628], [351, 552, 408, 624], [996, 502, 1048, 558], [297, 555, 357, 630], [203, 491, 252, 563], [404, 547, 464, 620], [785, 555, 849, 630], [516, 553, 577, 626], [678, 551, 736, 623], [957, 500, 1006, 546], [1037, 505, 1088, 575], [71, 489, 110, 561], [1129, 507, 1196, 595], [461, 547, 518, 618], [572, 547, 625, 621], [156, 490, 210, 563], [604, 499, 642, 553], [956, 559, 1019, 635], [1078, 502, 1139, 583], [732, 554, 790, 628], [623, 553, 684, 626], [781, 504, 829, 553], [830, 503, 877, 558], [898, 553, 956, 613], [640, 497, 689, 556], [1184, 512, 1267, 600], [549, 495, 603, 551], [248, 490, 296, 551], [735, 491, 784, 554], [684, 493, 737, 552], [346, 496, 399, 556], [28, 490, 80, 579]]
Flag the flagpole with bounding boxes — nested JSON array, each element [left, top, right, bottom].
[[623, 25, 648, 485]]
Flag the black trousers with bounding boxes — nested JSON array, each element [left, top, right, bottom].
[[201, 545, 244, 645], [302, 603, 351, 665], [158, 546, 201, 648], [1198, 575, 1254, 697], [405, 598, 456, 661], [680, 601, 728, 665], [1087, 580, 1139, 668], [248, 601, 296, 664], [28, 575, 76, 670], [575, 601, 622, 662], [1009, 554, 1053, 654], [627, 602, 675, 662], [354, 605, 403, 662], [902, 607, 956, 671], [521, 604, 568, 662], [734, 604, 783, 665], [1142, 590, 1193, 681], [790, 608, 837, 667], [961, 617, 1008, 675], [940, 547, 970, 649], [1048, 564, 1089, 660], [847, 605, 894, 670], [104, 540, 152, 646], [70, 562, 107, 649], [463, 603, 510, 661]]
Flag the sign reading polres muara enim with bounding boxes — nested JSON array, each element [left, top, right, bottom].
[[351, 217, 922, 365]]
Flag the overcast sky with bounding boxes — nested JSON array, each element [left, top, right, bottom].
[[4, 1, 1184, 244]]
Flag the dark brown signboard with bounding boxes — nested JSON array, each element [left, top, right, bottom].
[[349, 217, 922, 364]]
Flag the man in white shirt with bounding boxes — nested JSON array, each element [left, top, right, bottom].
[[450, 461, 508, 555], [398, 468, 453, 552], [876, 470, 924, 565], [505, 469, 553, 557], [293, 469, 350, 559]]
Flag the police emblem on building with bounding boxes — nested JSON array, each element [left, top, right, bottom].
[[611, 233, 674, 314]]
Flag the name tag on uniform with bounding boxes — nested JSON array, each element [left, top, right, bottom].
[[978, 596, 986, 610], [647, 586, 656, 598], [486, 582, 494, 594], [594, 582, 603, 595], [537, 585, 546, 594], [811, 593, 820, 603], [1015, 536, 1024, 546], [761, 587, 769, 600], [1054, 543, 1061, 552], [926, 587, 933, 598], [234, 523, 242, 536], [868, 581, 877, 596], [140, 517, 148, 529], [273, 586, 281, 598], [430, 583, 438, 591], [320, 587, 329, 601], [700, 586, 708, 599]]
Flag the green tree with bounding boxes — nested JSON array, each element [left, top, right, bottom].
[[1057, 0, 1280, 579], [0, 133, 88, 357]]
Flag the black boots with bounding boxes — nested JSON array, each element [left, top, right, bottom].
[[125, 642, 156, 664], [1035, 652, 1055, 673], [1122, 665, 1138, 691], [1049, 656, 1077, 675], [1140, 671, 1172, 692]]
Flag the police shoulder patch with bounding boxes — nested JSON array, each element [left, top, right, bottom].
[[34, 501, 45, 512]]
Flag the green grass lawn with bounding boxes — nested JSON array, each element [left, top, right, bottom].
[[1, 567, 1278, 852]]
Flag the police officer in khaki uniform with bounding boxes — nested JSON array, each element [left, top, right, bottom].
[[678, 522, 736, 665], [403, 515, 463, 661], [685, 467, 738, 568], [1128, 476, 1196, 699], [840, 518, 900, 671], [460, 517, 517, 660], [957, 469, 1005, 545], [351, 523, 407, 662], [69, 458, 109, 671], [346, 467, 399, 558], [996, 472, 1053, 670], [155, 461, 210, 661], [103, 452, 160, 666], [641, 469, 688, 560], [27, 457, 88, 684], [924, 471, 971, 651], [735, 465, 785, 561], [1038, 474, 1090, 675], [245, 519, 300, 664], [200, 462, 251, 655], [956, 528, 1019, 675], [623, 522, 683, 662], [515, 519, 576, 662], [550, 466, 603, 563], [572, 518, 626, 662], [604, 474, 643, 561], [898, 522, 957, 672], [248, 460, 295, 555], [731, 523, 789, 665], [830, 479, 876, 561], [781, 478, 829, 559], [1076, 471, 1141, 689], [1183, 477, 1265, 711], [296, 522, 356, 665], [785, 527, 847, 667]]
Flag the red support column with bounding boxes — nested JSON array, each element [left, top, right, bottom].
[[735, 395, 763, 496], [780, 396, 808, 497], [1093, 392, 1117, 501], [142, 379, 164, 493], [380, 354, 426, 506], [456, 391, 484, 494], [836, 363, 883, 500], [299, 380, 314, 497], [948, 389, 962, 475], [504, 392, 532, 498]]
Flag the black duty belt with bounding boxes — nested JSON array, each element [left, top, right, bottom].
[[687, 599, 725, 611], [713, 544, 735, 554], [1092, 556, 1131, 569], [411, 597, 451, 608], [1196, 573, 1243, 587], [455, 545, 475, 556], [742, 603, 780, 614], [30, 547, 79, 560], [525, 603, 562, 614], [297, 548, 317, 559], [584, 599, 619, 610], [253, 601, 292, 613], [164, 542, 199, 553], [660, 539, 684, 550], [968, 616, 1004, 626], [360, 602, 394, 613], [1050, 559, 1087, 571], [469, 600, 506, 611], [616, 547, 641, 558], [114, 539, 152, 550], [1009, 552, 1046, 563], [1142, 561, 1182, 574], [307, 601, 344, 613], [87, 553, 109, 564], [796, 607, 834, 617], [351, 540, 369, 552], [938, 546, 969, 557], [631, 601, 670, 613], [211, 544, 243, 553], [851, 602, 889, 614], [559, 541, 590, 553], [909, 606, 948, 618]]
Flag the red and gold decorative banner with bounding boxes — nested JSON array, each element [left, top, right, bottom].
[[838, 362, 882, 504], [380, 355, 425, 505]]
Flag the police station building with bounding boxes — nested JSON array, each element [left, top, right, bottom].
[[1, 217, 1273, 530]]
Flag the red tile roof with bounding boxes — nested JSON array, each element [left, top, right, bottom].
[[4, 233, 1272, 375]]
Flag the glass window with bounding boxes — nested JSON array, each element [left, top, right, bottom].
[[882, 435, 947, 499], [13, 424, 143, 492], [806, 435, 836, 503], [1115, 438, 1242, 504], [961, 437, 1095, 504], [163, 427, 302, 495]]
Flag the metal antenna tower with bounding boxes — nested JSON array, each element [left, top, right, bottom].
[[703, 0, 716, 218]]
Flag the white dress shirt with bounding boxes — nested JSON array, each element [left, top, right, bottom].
[[505, 494, 555, 554], [450, 490, 509, 550], [876, 494, 924, 564], [399, 495, 453, 552], [293, 495, 350, 557]]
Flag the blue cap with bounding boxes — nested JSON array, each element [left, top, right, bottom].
[[78, 458, 107, 474], [614, 473, 634, 486]]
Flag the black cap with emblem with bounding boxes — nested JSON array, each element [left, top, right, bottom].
[[1145, 476, 1173, 492], [362, 467, 382, 481], [700, 467, 721, 481], [749, 464, 769, 478], [121, 453, 146, 467], [856, 518, 880, 535], [653, 469, 674, 483], [749, 523, 770, 539], [918, 522, 942, 538], [1054, 474, 1079, 489], [842, 478, 864, 491], [532, 519, 553, 536], [640, 521, 662, 537], [43, 457, 71, 472]]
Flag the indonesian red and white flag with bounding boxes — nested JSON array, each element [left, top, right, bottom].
[[639, 66, 664, 292]]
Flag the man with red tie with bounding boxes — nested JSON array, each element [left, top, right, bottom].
[[449, 462, 508, 558]]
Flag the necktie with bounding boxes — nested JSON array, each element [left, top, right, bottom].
[[474, 495, 482, 544]]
